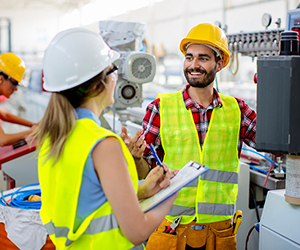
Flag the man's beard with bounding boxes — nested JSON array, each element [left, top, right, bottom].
[[184, 65, 217, 88]]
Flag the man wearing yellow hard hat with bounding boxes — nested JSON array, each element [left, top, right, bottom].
[[0, 52, 38, 146], [122, 23, 257, 249]]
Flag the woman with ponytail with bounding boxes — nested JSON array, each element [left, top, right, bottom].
[[36, 28, 178, 250]]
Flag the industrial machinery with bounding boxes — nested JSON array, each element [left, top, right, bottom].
[[228, 6, 300, 250], [113, 50, 156, 110], [227, 27, 283, 58], [99, 21, 156, 132]]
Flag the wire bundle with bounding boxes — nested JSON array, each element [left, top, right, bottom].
[[0, 183, 41, 210], [241, 148, 286, 186]]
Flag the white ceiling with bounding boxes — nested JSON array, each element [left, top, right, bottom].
[[0, 0, 93, 11]]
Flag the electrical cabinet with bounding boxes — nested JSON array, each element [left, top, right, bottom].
[[256, 56, 300, 154]]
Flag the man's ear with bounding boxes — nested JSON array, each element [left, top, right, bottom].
[[216, 59, 224, 72]]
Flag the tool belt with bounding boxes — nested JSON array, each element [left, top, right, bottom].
[[146, 218, 236, 250]]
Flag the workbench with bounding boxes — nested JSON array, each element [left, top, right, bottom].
[[0, 138, 38, 189]]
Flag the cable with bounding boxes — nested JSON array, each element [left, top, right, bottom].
[[249, 184, 260, 222], [242, 148, 285, 186], [249, 164, 268, 175], [263, 153, 281, 187], [245, 223, 257, 250], [0, 190, 11, 207], [0, 183, 41, 210], [215, 74, 220, 92], [242, 148, 278, 167], [229, 52, 239, 75], [263, 158, 276, 187]]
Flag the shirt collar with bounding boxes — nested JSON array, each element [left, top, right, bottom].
[[182, 84, 223, 110], [75, 108, 101, 126]]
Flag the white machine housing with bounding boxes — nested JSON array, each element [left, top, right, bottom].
[[120, 51, 156, 84], [114, 51, 156, 109], [259, 189, 300, 250]]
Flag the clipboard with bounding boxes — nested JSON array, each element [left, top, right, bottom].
[[139, 160, 209, 212]]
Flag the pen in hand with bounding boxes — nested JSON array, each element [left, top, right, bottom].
[[149, 143, 166, 173]]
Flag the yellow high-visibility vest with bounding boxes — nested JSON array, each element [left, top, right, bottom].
[[159, 91, 241, 224], [38, 118, 143, 250]]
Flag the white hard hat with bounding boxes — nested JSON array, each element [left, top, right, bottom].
[[43, 28, 120, 92]]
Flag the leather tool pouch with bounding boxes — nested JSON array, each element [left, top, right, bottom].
[[210, 224, 236, 250], [146, 222, 187, 250], [185, 224, 207, 248]]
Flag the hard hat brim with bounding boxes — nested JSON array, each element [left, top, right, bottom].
[[180, 38, 231, 68]]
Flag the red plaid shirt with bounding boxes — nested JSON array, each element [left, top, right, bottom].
[[142, 84, 256, 169]]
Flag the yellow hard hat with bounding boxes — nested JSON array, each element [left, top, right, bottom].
[[0, 52, 25, 83], [180, 23, 231, 67]]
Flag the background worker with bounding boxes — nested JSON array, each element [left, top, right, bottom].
[[0, 52, 38, 146], [36, 27, 178, 250], [121, 23, 256, 250]]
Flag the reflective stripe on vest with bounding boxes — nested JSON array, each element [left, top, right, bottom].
[[186, 169, 239, 187], [167, 203, 234, 217], [201, 169, 238, 183], [44, 214, 144, 250], [159, 91, 241, 224], [45, 213, 119, 246], [39, 119, 140, 249]]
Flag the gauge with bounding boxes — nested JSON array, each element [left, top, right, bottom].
[[262, 13, 272, 28]]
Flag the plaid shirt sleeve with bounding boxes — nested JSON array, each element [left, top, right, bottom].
[[142, 98, 163, 169], [235, 97, 256, 154]]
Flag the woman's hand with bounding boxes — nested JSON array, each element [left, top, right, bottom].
[[137, 163, 178, 200], [121, 126, 146, 160]]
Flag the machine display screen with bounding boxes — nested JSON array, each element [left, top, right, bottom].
[[286, 9, 300, 30]]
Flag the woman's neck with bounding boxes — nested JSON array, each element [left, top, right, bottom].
[[80, 98, 104, 118]]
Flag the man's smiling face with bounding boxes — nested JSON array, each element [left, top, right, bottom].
[[183, 44, 221, 88]]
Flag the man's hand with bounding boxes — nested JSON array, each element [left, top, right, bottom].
[[29, 124, 38, 133], [121, 126, 146, 160]]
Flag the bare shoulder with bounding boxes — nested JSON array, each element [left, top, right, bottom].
[[92, 135, 128, 183], [93, 136, 122, 153], [92, 136, 125, 168]]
